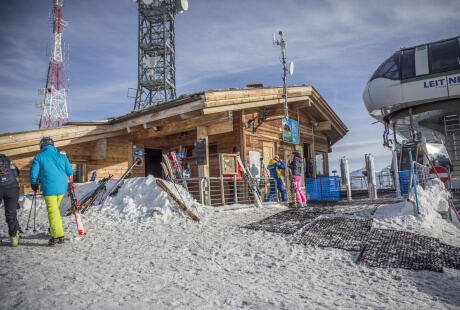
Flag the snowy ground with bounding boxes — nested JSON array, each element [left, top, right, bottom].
[[1, 176, 460, 310]]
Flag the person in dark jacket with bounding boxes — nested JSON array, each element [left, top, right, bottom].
[[288, 150, 307, 207], [0, 154, 22, 247], [225, 146, 243, 204], [306, 158, 314, 178], [267, 155, 287, 202], [29, 137, 73, 246]]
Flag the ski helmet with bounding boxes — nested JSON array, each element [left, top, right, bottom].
[[39, 137, 54, 149], [274, 155, 280, 162], [177, 152, 184, 160]]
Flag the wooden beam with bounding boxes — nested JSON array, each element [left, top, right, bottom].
[[197, 126, 209, 179], [132, 111, 232, 140], [90, 139, 107, 159], [201, 95, 311, 115], [204, 86, 312, 107], [110, 99, 205, 131], [0, 125, 112, 152], [2, 129, 128, 157], [207, 120, 233, 135], [314, 121, 331, 132]]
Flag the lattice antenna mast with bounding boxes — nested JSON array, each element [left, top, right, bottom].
[[133, 0, 188, 110], [37, 0, 69, 129]]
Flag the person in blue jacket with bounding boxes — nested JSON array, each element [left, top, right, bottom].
[[266, 155, 287, 202], [29, 137, 73, 246]]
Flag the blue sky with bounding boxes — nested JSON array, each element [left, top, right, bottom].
[[1, 0, 459, 174]]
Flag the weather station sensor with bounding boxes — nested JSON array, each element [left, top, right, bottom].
[[273, 31, 294, 119]]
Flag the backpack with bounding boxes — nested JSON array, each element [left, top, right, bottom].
[[0, 155, 18, 187]]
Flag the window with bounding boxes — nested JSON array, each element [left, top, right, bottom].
[[370, 51, 400, 82], [401, 48, 415, 79], [429, 39, 460, 74], [72, 163, 86, 183], [315, 151, 325, 176]]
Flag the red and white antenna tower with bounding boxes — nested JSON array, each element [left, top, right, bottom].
[[37, 0, 69, 129]]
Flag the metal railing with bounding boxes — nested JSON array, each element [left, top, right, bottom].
[[171, 176, 277, 207], [339, 174, 395, 190]]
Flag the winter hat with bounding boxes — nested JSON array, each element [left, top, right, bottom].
[[232, 146, 240, 153]]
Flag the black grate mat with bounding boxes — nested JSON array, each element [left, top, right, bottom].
[[357, 229, 443, 272], [243, 206, 375, 234], [438, 242, 460, 270], [297, 217, 373, 251], [243, 207, 336, 234]]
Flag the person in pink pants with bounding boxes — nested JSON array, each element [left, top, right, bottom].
[[288, 150, 307, 207]]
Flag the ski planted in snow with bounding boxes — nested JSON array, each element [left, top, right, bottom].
[[67, 177, 86, 235], [156, 179, 200, 221], [162, 153, 188, 189], [162, 154, 177, 181], [100, 158, 141, 204], [161, 162, 173, 182], [236, 157, 264, 208]]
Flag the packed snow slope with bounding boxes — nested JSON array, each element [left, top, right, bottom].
[[1, 175, 460, 310]]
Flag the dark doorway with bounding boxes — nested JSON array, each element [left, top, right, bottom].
[[304, 142, 312, 160], [145, 148, 163, 178]]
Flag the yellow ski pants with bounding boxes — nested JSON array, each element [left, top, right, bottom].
[[44, 194, 65, 238]]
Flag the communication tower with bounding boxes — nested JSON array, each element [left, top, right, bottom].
[[133, 0, 188, 110], [36, 0, 69, 129]]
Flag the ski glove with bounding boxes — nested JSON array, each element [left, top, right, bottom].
[[31, 183, 39, 192]]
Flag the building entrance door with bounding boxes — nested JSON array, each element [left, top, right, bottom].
[[144, 148, 163, 178]]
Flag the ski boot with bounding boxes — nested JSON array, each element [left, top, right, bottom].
[[48, 236, 65, 246], [10, 231, 19, 247]]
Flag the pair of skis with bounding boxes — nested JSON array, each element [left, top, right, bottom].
[[156, 179, 200, 221], [64, 158, 140, 235], [236, 157, 264, 208], [60, 150, 85, 235], [162, 153, 188, 189], [100, 158, 141, 204], [67, 177, 86, 235], [65, 175, 113, 216]]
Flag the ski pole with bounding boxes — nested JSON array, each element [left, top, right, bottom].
[[33, 191, 37, 234], [25, 192, 36, 233]]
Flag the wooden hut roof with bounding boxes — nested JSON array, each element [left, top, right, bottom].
[[0, 85, 347, 157]]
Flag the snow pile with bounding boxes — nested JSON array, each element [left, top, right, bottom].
[[372, 178, 459, 245], [68, 175, 205, 224]]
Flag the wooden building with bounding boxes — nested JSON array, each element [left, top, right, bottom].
[[0, 85, 348, 195]]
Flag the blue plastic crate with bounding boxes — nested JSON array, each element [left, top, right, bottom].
[[306, 178, 322, 200], [320, 176, 340, 201], [398, 170, 411, 197], [305, 176, 340, 201]]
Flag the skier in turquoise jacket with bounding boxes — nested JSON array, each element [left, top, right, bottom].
[[266, 155, 287, 202], [29, 137, 73, 246]]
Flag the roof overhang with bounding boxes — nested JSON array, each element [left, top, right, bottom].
[[0, 86, 348, 156]]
